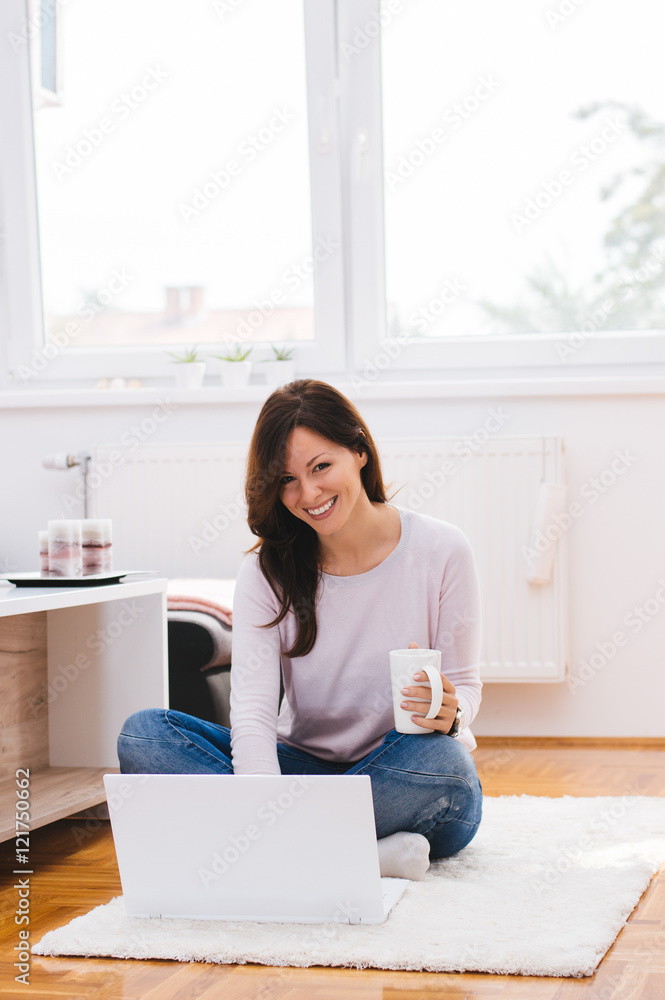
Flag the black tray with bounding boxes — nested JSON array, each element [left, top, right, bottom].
[[2, 571, 158, 588]]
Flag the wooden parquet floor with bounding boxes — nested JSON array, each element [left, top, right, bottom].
[[1, 741, 664, 999]]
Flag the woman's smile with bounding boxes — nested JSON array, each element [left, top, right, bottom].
[[304, 495, 338, 519]]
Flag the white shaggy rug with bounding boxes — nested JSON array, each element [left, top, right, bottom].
[[33, 795, 665, 978]]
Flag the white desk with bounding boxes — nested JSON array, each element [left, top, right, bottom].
[[0, 578, 168, 841]]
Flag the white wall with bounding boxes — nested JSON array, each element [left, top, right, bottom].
[[2, 384, 664, 739]]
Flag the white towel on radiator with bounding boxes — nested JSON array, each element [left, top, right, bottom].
[[526, 482, 568, 585]]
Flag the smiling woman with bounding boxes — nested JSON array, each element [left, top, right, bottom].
[[280, 428, 368, 525], [244, 381, 392, 649], [247, 380, 399, 655], [117, 379, 484, 881]]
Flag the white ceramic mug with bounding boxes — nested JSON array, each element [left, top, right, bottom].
[[389, 648, 444, 734]]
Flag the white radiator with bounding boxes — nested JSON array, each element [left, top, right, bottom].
[[89, 436, 567, 683], [379, 436, 567, 683]]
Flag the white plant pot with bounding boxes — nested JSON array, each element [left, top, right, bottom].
[[173, 362, 206, 388], [262, 359, 296, 387], [219, 360, 252, 387]]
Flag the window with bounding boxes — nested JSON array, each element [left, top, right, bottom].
[[34, 0, 315, 349], [38, 0, 57, 95], [24, 0, 339, 380], [2, 0, 664, 388], [380, 0, 665, 348], [4, 0, 343, 382]]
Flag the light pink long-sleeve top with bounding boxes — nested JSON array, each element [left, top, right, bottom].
[[229, 506, 483, 775]]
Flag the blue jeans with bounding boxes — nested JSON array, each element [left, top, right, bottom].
[[117, 709, 482, 859]]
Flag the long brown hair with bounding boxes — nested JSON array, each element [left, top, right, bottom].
[[245, 379, 387, 657]]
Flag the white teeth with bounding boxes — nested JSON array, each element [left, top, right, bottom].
[[307, 496, 337, 516]]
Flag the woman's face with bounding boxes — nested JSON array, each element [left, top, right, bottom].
[[279, 426, 368, 535]]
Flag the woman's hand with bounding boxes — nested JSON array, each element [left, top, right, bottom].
[[399, 641, 459, 734]]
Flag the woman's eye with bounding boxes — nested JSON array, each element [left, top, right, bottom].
[[280, 464, 328, 484]]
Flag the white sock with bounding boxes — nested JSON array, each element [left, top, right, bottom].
[[377, 831, 431, 880]]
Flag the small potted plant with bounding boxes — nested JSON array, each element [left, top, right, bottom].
[[213, 344, 253, 387], [262, 344, 296, 387], [166, 346, 206, 388]]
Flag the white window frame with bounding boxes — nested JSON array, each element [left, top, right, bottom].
[[0, 0, 346, 386], [2, 0, 665, 392], [336, 0, 665, 379]]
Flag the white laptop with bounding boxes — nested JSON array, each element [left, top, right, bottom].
[[103, 773, 408, 924]]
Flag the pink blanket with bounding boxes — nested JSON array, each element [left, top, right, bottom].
[[166, 578, 234, 627]]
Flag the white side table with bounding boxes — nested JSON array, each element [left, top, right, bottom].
[[0, 578, 168, 841]]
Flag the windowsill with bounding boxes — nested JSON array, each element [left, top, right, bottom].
[[1, 373, 665, 408]]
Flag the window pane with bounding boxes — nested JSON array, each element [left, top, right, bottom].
[[381, 0, 665, 338], [40, 0, 57, 93], [32, 0, 314, 348]]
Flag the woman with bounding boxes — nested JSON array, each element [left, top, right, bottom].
[[118, 379, 483, 880]]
